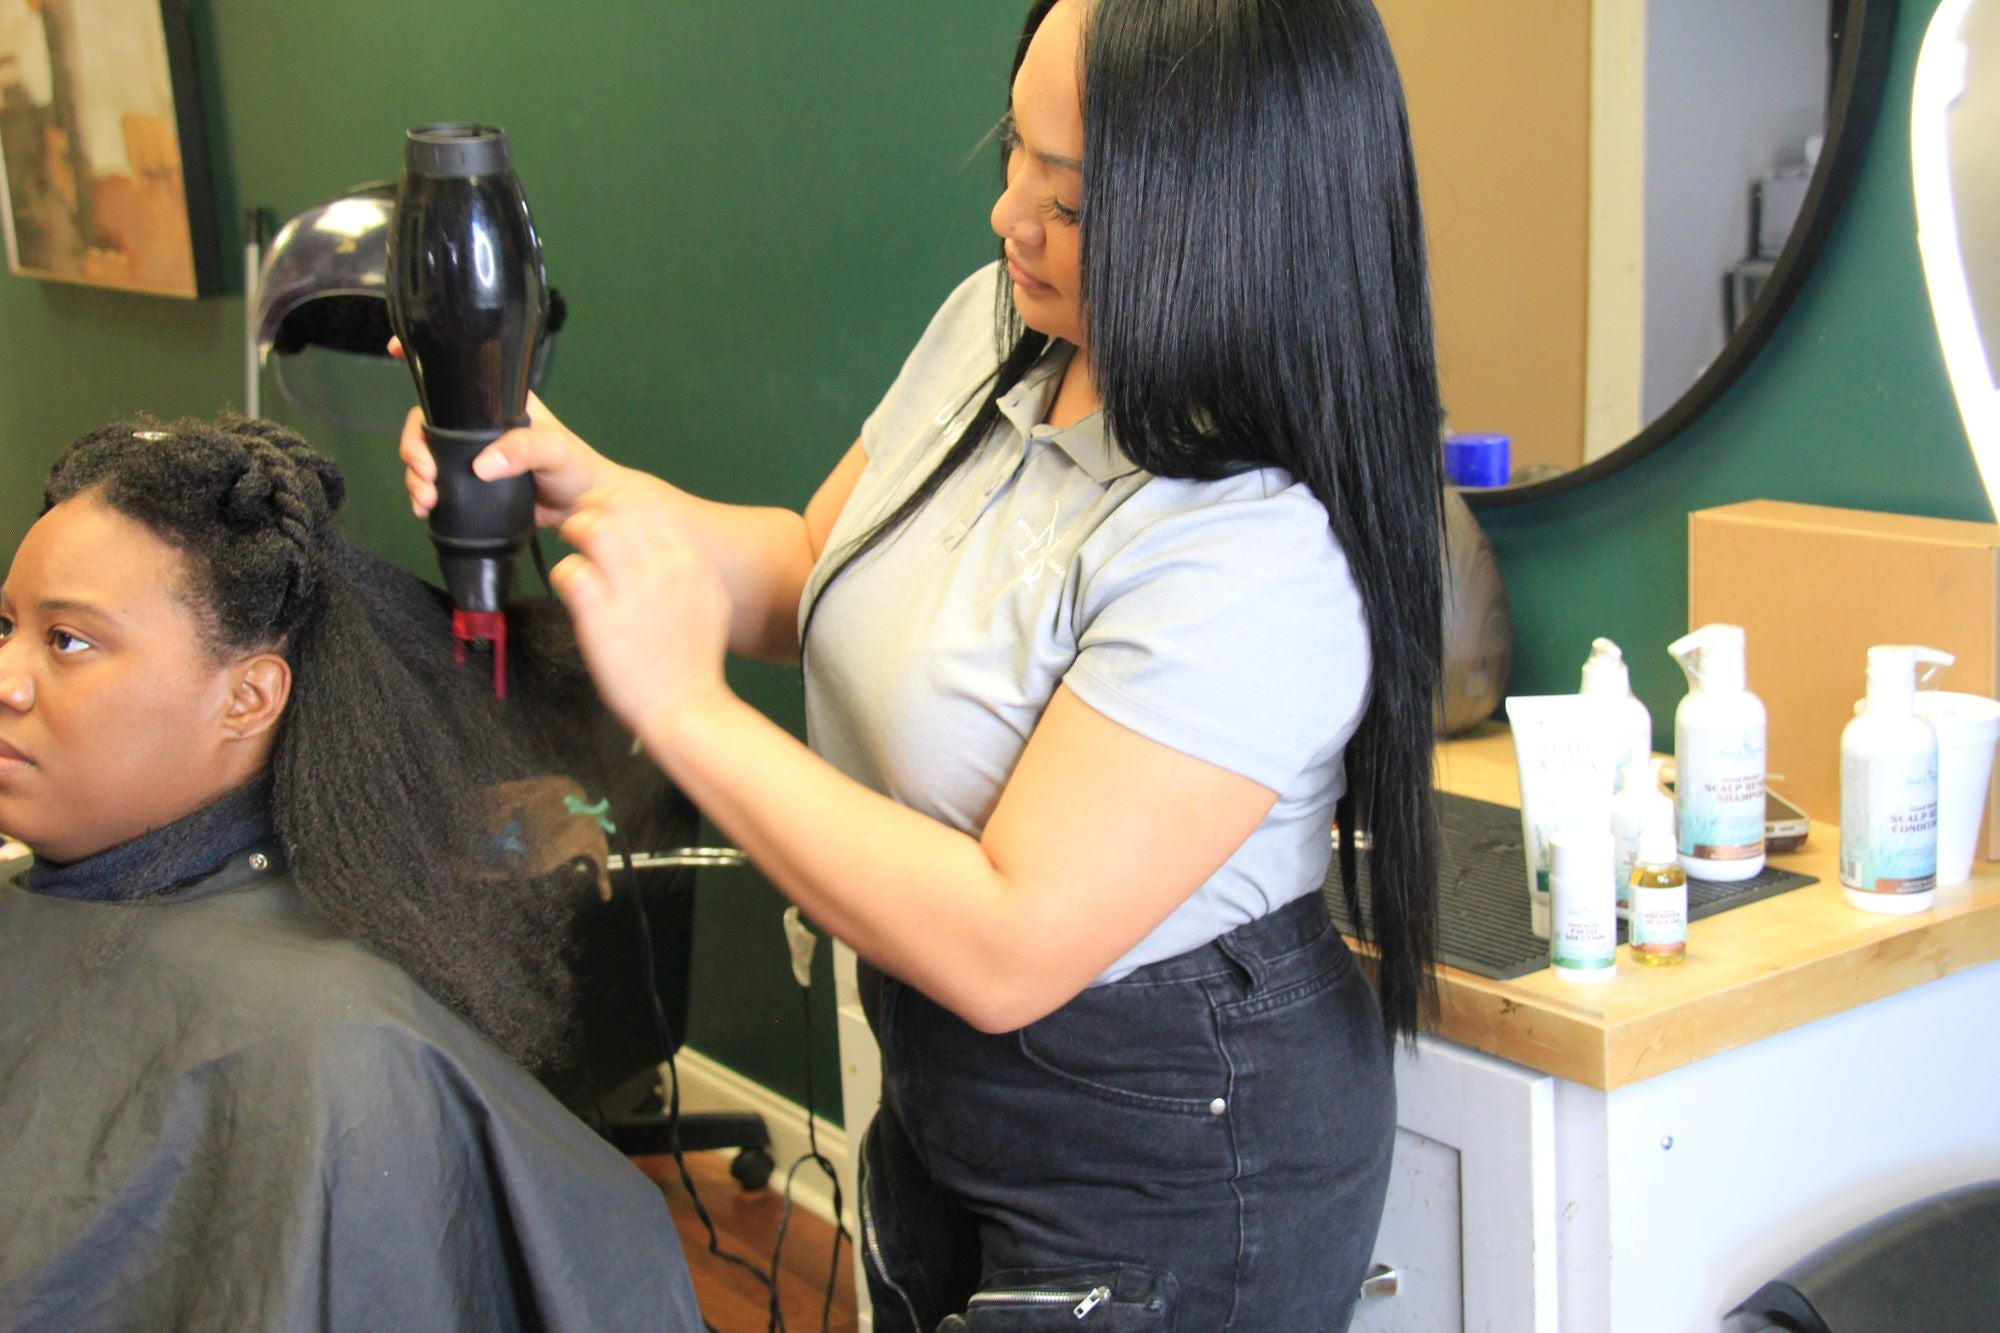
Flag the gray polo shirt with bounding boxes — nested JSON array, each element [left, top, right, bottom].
[[801, 264, 1371, 983]]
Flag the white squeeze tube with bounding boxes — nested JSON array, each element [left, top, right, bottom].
[[1508, 695, 1623, 939], [1668, 625, 1767, 882]]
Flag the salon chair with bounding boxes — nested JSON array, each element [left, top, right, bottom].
[[257, 187, 773, 1189], [1721, 1180, 2000, 1331], [538, 810, 777, 1192]]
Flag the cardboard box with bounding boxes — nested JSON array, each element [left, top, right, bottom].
[[1688, 500, 2000, 861]]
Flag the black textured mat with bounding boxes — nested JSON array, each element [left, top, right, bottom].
[[1322, 791, 1820, 980]]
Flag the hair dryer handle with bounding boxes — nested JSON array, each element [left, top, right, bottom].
[[427, 422, 535, 614]]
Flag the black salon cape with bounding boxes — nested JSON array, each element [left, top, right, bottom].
[[0, 858, 703, 1332]]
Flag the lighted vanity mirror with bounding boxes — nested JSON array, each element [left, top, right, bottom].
[[1376, 0, 1900, 504], [1916, 0, 2000, 518]]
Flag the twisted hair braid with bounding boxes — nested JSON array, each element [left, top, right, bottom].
[[45, 414, 343, 655], [229, 419, 343, 618]]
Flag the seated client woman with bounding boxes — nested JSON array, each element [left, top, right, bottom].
[[0, 418, 701, 1331]]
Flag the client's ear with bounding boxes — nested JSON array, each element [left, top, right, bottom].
[[222, 652, 293, 742]]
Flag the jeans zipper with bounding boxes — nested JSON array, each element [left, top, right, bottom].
[[966, 1284, 1114, 1319], [858, 1155, 925, 1332]]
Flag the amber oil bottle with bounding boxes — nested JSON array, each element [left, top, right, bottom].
[[1628, 797, 1687, 966]]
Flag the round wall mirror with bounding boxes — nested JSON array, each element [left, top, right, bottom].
[[1375, 0, 1900, 505]]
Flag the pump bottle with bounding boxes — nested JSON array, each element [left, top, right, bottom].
[[1581, 638, 1654, 773], [1841, 645, 1953, 915], [1668, 625, 1767, 881], [1609, 755, 1661, 919]]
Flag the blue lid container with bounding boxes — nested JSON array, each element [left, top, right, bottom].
[[1443, 433, 1511, 488]]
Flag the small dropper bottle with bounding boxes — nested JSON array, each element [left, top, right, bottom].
[[1628, 796, 1687, 966]]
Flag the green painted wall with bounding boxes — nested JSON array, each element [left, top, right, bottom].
[[0, 0, 1975, 1118]]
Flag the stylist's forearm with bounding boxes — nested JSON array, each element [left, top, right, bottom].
[[637, 692, 1039, 1030]]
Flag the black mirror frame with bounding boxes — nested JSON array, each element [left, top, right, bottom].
[[1467, 0, 1901, 509]]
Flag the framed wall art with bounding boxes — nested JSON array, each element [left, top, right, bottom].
[[0, 0, 220, 298]]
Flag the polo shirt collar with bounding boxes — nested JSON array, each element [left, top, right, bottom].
[[996, 345, 1141, 485]]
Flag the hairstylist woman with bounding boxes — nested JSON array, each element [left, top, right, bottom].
[[404, 1, 1442, 1325]]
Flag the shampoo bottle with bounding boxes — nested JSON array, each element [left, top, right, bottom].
[[1581, 638, 1654, 773], [1668, 625, 1767, 882], [1840, 645, 1953, 915], [1628, 796, 1688, 965], [1550, 820, 1618, 983], [1609, 755, 1660, 920]]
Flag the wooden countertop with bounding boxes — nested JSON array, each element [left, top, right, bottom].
[[1393, 723, 2000, 1091]]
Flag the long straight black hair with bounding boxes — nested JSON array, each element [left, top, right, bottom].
[[812, 0, 1442, 1039]]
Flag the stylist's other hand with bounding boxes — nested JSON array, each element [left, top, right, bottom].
[[399, 387, 624, 529], [552, 486, 732, 741]]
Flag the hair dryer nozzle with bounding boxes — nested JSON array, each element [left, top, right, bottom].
[[451, 608, 510, 699]]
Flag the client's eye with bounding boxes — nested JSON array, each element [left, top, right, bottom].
[[0, 613, 12, 642], [48, 629, 92, 656]]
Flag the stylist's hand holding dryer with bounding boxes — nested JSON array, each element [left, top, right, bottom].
[[403, 3, 1444, 1328]]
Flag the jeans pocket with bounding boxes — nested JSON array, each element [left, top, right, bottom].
[[946, 1263, 1177, 1331], [1014, 980, 1227, 1114]]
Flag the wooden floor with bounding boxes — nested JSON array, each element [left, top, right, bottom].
[[636, 1151, 861, 1333]]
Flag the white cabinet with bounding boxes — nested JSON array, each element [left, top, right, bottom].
[[1356, 1127, 1464, 1329], [1354, 1037, 1558, 1332]]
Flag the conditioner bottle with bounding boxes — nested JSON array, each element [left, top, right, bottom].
[[1841, 645, 1953, 915]]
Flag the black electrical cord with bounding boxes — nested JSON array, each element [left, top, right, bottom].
[[613, 820, 783, 1331], [532, 534, 847, 1330], [767, 976, 850, 1333], [524, 548, 778, 1330]]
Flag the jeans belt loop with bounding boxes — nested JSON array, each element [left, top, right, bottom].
[[1216, 929, 1269, 996]]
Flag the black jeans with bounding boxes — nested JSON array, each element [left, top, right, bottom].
[[857, 892, 1395, 1332]]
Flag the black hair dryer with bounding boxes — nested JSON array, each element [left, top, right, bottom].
[[386, 122, 548, 698]]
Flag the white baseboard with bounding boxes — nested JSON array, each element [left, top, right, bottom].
[[667, 1048, 853, 1233]]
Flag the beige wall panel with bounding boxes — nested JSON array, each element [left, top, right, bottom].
[[1379, 0, 1593, 473]]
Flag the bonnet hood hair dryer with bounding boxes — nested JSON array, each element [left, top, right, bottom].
[[386, 123, 549, 698]]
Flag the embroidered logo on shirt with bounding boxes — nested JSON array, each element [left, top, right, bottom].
[[1012, 502, 1075, 586]]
